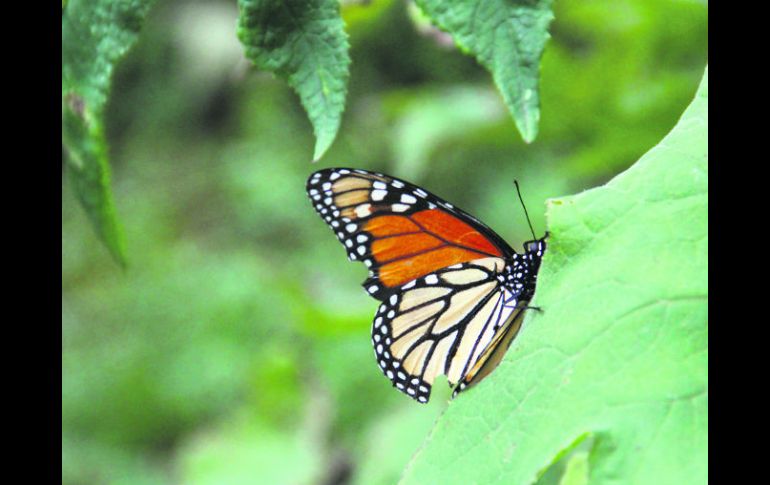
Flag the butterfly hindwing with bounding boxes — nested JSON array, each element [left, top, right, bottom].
[[451, 240, 547, 398], [371, 257, 527, 403], [452, 302, 527, 398]]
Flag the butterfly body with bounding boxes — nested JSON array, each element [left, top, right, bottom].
[[307, 168, 545, 403]]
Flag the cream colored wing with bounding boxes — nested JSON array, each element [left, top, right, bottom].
[[371, 257, 523, 403]]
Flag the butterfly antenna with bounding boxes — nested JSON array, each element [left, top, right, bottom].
[[513, 180, 537, 240]]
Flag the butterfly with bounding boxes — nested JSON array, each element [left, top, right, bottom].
[[306, 168, 546, 403]]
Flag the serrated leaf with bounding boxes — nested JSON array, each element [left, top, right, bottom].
[[401, 67, 708, 485], [237, 0, 350, 161], [62, 0, 155, 266], [415, 0, 554, 143]]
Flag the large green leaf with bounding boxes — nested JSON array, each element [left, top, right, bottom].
[[401, 67, 708, 485], [414, 0, 554, 143], [237, 0, 350, 161], [62, 0, 155, 266]]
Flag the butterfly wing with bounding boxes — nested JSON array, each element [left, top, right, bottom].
[[372, 257, 527, 403], [307, 168, 545, 403], [306, 168, 515, 300], [451, 300, 527, 398], [451, 239, 546, 398]]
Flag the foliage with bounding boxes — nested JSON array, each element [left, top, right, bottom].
[[64, 0, 558, 262], [414, 0, 554, 142], [62, 1, 707, 484], [62, 0, 155, 266], [400, 68, 707, 485], [237, 0, 350, 161]]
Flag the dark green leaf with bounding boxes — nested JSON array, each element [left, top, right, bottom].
[[414, 0, 554, 143], [237, 0, 350, 161], [62, 0, 155, 266]]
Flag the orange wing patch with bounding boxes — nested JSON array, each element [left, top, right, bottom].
[[371, 233, 443, 262], [411, 210, 501, 257], [364, 215, 421, 237], [377, 247, 492, 287], [364, 209, 504, 287]]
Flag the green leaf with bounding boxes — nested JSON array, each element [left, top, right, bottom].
[[414, 0, 554, 143], [62, 0, 155, 266], [237, 0, 350, 161], [401, 67, 707, 485]]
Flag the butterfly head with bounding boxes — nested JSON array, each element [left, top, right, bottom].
[[524, 238, 546, 257]]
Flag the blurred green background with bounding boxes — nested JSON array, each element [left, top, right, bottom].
[[61, 1, 707, 484]]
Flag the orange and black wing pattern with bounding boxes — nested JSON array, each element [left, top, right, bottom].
[[306, 168, 515, 300], [306, 168, 546, 403]]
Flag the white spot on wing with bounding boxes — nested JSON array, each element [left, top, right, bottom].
[[355, 204, 373, 218], [371, 190, 387, 201]]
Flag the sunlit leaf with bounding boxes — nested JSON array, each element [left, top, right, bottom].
[[401, 67, 707, 485]]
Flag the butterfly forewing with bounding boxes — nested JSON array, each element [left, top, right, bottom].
[[306, 168, 514, 300]]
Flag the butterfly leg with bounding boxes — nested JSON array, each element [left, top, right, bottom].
[[517, 303, 542, 312]]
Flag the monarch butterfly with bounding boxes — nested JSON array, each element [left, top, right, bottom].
[[307, 168, 546, 403]]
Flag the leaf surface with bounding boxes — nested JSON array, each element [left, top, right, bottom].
[[415, 0, 554, 142], [401, 67, 708, 485], [238, 0, 350, 161], [62, 0, 155, 265]]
